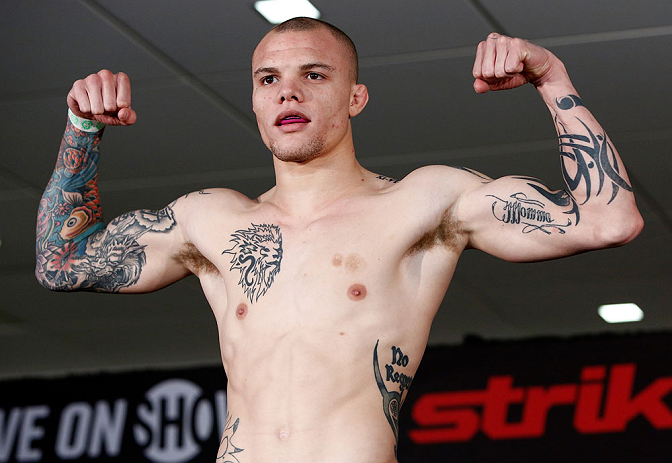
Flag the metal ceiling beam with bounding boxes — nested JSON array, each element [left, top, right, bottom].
[[77, 0, 260, 139], [360, 25, 672, 68], [464, 0, 510, 36]]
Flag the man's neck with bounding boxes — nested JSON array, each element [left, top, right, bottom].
[[266, 147, 368, 217]]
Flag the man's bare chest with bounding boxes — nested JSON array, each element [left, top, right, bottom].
[[184, 206, 409, 304], [206, 213, 396, 303]]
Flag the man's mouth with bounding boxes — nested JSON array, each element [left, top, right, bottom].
[[276, 112, 310, 126]]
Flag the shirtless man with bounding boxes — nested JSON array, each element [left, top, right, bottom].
[[35, 18, 643, 463]]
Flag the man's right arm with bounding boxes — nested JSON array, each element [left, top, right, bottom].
[[35, 70, 191, 293]]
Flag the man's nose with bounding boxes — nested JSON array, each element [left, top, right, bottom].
[[278, 80, 304, 103]]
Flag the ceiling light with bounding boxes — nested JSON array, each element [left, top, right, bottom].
[[254, 0, 320, 25], [598, 303, 644, 323]]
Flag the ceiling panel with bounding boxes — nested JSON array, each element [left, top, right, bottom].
[[97, 0, 272, 73], [480, 0, 672, 37], [316, 0, 490, 55], [0, 0, 172, 95]]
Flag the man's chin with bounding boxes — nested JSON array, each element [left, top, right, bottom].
[[270, 138, 326, 163]]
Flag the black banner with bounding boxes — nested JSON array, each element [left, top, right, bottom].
[[1, 332, 672, 462], [0, 368, 227, 462], [399, 332, 672, 462]]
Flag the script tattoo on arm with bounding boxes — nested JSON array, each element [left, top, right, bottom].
[[35, 118, 177, 292], [222, 224, 283, 303], [487, 177, 578, 234], [373, 340, 414, 455], [217, 414, 244, 463]]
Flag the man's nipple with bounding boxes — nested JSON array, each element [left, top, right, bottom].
[[236, 303, 248, 320], [347, 284, 367, 301]]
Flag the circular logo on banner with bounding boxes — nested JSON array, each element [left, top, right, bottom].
[[133, 379, 215, 463]]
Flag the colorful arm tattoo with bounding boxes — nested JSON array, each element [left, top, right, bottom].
[[35, 119, 177, 292]]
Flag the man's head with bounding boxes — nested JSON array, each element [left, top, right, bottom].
[[270, 17, 359, 83], [251, 18, 368, 163]]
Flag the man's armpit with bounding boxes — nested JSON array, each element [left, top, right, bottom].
[[174, 242, 219, 276], [405, 209, 465, 257]]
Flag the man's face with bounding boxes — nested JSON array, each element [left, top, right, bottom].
[[252, 28, 360, 163]]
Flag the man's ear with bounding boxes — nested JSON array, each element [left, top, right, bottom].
[[349, 84, 369, 117]]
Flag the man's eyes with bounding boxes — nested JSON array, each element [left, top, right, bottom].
[[261, 75, 278, 85], [260, 73, 324, 85]]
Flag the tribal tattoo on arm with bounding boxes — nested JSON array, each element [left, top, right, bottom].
[[484, 94, 633, 235], [555, 96, 632, 205], [35, 119, 177, 292]]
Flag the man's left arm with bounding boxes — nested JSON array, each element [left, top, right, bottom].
[[455, 33, 643, 262]]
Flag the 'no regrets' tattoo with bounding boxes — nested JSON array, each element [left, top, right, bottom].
[[222, 223, 283, 303], [373, 340, 414, 454], [217, 414, 244, 463]]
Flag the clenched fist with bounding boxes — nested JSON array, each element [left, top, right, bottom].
[[67, 69, 137, 126], [472, 33, 567, 94]]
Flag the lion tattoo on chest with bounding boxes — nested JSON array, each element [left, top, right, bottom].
[[222, 223, 283, 303]]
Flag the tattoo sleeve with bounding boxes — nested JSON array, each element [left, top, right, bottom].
[[35, 119, 177, 292]]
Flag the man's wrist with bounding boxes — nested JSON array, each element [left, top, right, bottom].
[[68, 108, 105, 133]]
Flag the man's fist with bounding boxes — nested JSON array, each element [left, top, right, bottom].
[[472, 33, 565, 94], [67, 70, 137, 126]]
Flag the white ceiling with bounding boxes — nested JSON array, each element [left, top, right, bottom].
[[1, 0, 671, 379]]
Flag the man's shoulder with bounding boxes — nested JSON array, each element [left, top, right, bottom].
[[374, 165, 491, 237], [168, 188, 260, 233], [392, 165, 488, 199], [172, 188, 257, 211]]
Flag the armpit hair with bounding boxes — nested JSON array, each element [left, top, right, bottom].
[[173, 242, 219, 276], [405, 210, 464, 257]]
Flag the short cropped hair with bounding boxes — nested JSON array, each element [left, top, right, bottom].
[[271, 17, 359, 83]]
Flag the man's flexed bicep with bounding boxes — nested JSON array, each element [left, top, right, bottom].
[[35, 69, 190, 292], [455, 33, 643, 262]]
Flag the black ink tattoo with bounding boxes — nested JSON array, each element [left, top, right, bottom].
[[176, 189, 211, 204], [222, 223, 283, 303], [455, 166, 491, 183], [487, 192, 572, 234], [556, 116, 632, 205], [555, 94, 584, 110], [512, 176, 580, 225], [373, 340, 414, 454], [376, 175, 399, 183], [217, 414, 244, 463]]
